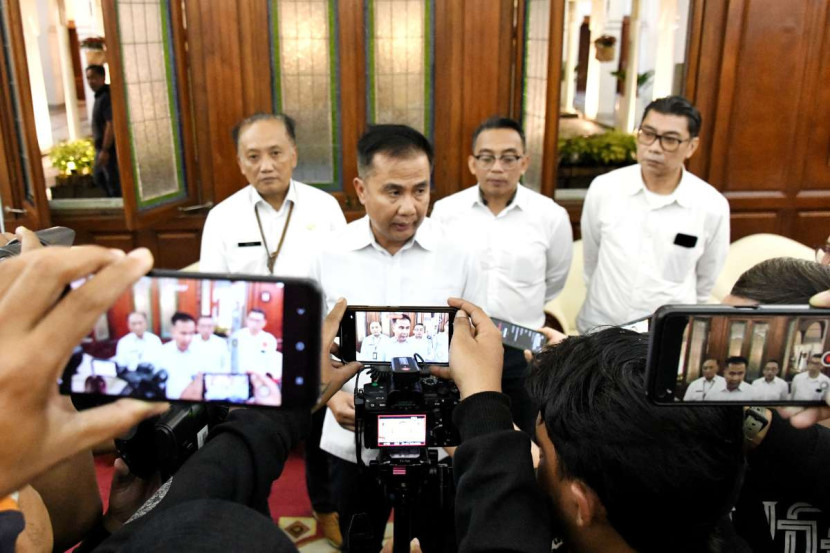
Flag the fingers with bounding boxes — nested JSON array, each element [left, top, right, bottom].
[[323, 298, 347, 346], [539, 326, 567, 346], [35, 249, 154, 372], [810, 290, 830, 308], [16, 227, 42, 253], [523, 349, 533, 363], [448, 297, 500, 339], [59, 399, 169, 457], [329, 361, 362, 392], [429, 366, 452, 380]]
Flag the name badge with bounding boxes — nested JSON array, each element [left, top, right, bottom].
[[237, 241, 262, 248]]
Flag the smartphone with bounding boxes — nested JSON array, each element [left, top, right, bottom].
[[0, 226, 76, 260], [377, 414, 427, 447], [59, 270, 323, 408], [338, 306, 457, 365], [203, 373, 251, 403], [647, 304, 830, 406], [490, 317, 546, 352]]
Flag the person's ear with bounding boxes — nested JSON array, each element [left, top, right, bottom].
[[685, 136, 700, 160], [569, 480, 605, 528], [467, 155, 477, 177], [354, 177, 368, 206], [236, 155, 245, 177]]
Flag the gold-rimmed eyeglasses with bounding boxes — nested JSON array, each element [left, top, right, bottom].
[[472, 154, 524, 170], [636, 128, 691, 152]]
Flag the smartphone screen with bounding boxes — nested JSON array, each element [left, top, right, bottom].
[[59, 270, 322, 408], [338, 307, 456, 365], [377, 414, 427, 447], [203, 373, 251, 403], [647, 305, 830, 405], [490, 317, 546, 352]]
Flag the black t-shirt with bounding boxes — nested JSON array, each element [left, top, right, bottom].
[[91, 84, 113, 152], [733, 411, 830, 552]]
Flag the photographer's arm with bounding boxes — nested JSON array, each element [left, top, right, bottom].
[[441, 299, 552, 552]]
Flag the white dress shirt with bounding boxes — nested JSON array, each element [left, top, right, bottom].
[[750, 376, 790, 402], [308, 216, 484, 463], [199, 181, 346, 276], [358, 334, 390, 362], [682, 375, 726, 401], [707, 381, 754, 401], [114, 332, 162, 371], [577, 164, 730, 333], [154, 341, 201, 400], [790, 372, 830, 401], [431, 183, 573, 328], [229, 328, 282, 379], [191, 334, 230, 373]]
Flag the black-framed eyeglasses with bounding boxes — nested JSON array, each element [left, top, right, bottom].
[[636, 128, 690, 152], [816, 243, 830, 264], [473, 154, 524, 170]]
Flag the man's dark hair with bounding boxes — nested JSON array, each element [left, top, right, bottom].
[[86, 64, 106, 77], [765, 359, 780, 367], [356, 125, 433, 178], [395, 315, 412, 325], [730, 257, 830, 304], [642, 95, 702, 138], [413, 323, 425, 330], [231, 113, 296, 149], [726, 355, 748, 367], [171, 312, 196, 325], [528, 329, 744, 553], [471, 116, 526, 152]]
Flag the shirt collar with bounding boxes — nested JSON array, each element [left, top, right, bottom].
[[247, 180, 297, 215], [473, 184, 524, 213], [345, 215, 437, 254], [625, 165, 694, 208]]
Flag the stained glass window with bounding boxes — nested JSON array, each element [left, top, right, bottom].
[[521, 0, 550, 192]]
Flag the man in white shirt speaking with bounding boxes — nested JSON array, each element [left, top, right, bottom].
[[192, 315, 230, 373], [707, 356, 754, 401], [154, 312, 199, 400], [432, 116, 572, 433], [229, 308, 281, 379], [309, 124, 482, 552], [577, 96, 730, 333], [199, 113, 346, 277]]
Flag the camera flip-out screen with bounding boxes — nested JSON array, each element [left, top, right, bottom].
[[377, 414, 427, 447]]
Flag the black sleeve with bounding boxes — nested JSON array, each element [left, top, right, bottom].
[[102, 92, 113, 123], [452, 392, 552, 553], [750, 410, 830, 505], [90, 408, 309, 552]]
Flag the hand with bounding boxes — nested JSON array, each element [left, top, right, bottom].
[[523, 326, 567, 362], [381, 537, 422, 553], [430, 297, 503, 399], [0, 243, 169, 496], [313, 298, 361, 413], [103, 458, 161, 533], [327, 390, 355, 431], [180, 373, 204, 401], [781, 290, 830, 428], [249, 373, 282, 406]]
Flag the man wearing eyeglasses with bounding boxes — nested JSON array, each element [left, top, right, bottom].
[[431, 116, 572, 433], [577, 96, 730, 333]]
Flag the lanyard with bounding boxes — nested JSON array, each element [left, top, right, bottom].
[[254, 201, 294, 274]]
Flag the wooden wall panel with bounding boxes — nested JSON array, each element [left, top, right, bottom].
[[794, 212, 830, 250], [728, 212, 780, 240]]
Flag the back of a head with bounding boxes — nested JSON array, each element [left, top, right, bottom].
[[527, 328, 744, 553], [642, 95, 702, 138], [356, 124, 433, 178], [730, 257, 830, 304]]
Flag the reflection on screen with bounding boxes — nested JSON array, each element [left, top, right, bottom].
[[355, 311, 450, 364], [672, 313, 830, 402], [60, 276, 285, 406], [377, 414, 427, 447]]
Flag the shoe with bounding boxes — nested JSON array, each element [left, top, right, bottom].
[[314, 510, 343, 549]]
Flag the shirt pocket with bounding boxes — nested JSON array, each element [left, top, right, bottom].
[[228, 244, 266, 273], [661, 241, 700, 283], [506, 244, 546, 286]]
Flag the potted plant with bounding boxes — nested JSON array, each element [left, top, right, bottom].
[[594, 35, 617, 62], [610, 69, 655, 95], [48, 138, 101, 198], [80, 36, 106, 65], [557, 131, 637, 189]]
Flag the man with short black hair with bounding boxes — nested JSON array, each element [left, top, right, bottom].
[[154, 312, 199, 400], [578, 96, 729, 333], [85, 64, 120, 197], [791, 353, 830, 401], [432, 116, 572, 433], [199, 113, 346, 276], [309, 124, 482, 552], [193, 315, 229, 373], [229, 308, 281, 378], [707, 356, 754, 401], [751, 360, 789, 401]]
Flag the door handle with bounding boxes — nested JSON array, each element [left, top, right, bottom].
[[178, 201, 214, 213], [4, 207, 26, 215]]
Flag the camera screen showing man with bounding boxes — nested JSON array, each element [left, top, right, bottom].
[[230, 309, 282, 378], [353, 311, 448, 363]]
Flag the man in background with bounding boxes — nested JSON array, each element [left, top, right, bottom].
[[578, 96, 729, 333], [114, 312, 161, 371], [791, 353, 830, 401], [432, 116, 572, 433], [85, 65, 120, 197], [230, 309, 281, 379], [751, 360, 789, 401], [192, 315, 229, 373], [358, 321, 388, 362], [154, 312, 199, 400], [682, 358, 725, 401]]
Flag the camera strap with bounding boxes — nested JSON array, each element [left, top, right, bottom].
[[254, 201, 294, 274]]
